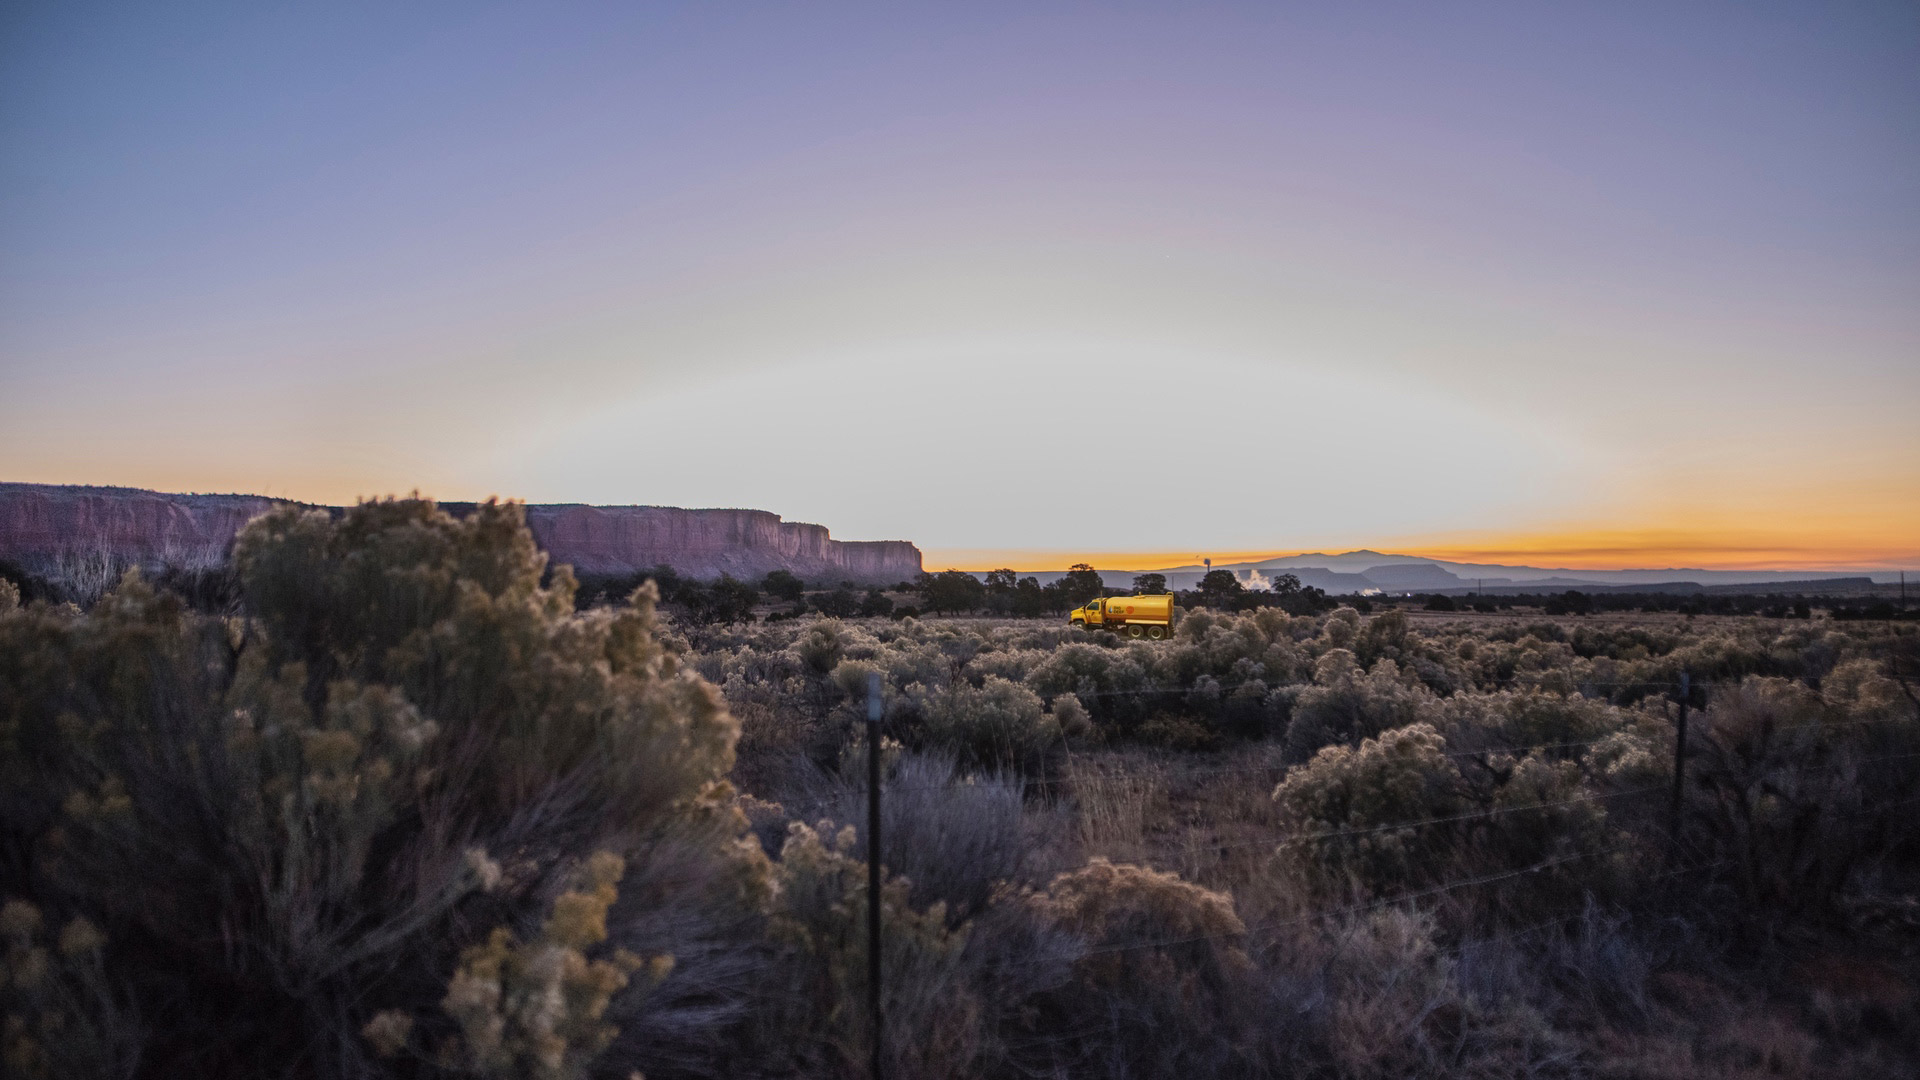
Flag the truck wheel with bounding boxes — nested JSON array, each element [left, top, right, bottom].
[[1070, 620, 1085, 629], [1147, 625, 1166, 640], [1127, 624, 1144, 638]]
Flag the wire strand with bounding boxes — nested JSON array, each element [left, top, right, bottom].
[[1062, 842, 1639, 963]]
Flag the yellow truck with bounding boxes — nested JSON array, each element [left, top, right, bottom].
[[1069, 594, 1175, 639]]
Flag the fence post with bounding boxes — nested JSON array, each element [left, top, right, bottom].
[[1669, 671, 1690, 846], [866, 671, 885, 1080]]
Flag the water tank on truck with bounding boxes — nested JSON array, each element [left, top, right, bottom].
[[1068, 594, 1175, 639]]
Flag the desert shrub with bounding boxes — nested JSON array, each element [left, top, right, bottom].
[[1796, 630, 1854, 682], [582, 825, 784, 1080], [1504, 621, 1569, 645], [435, 852, 674, 1078], [965, 645, 1048, 685], [1015, 858, 1257, 1077], [1186, 672, 1223, 713], [0, 563, 49, 608], [1464, 751, 1626, 919], [1278, 713, 1630, 914], [828, 656, 882, 701], [1568, 624, 1681, 662], [917, 676, 1060, 771], [876, 757, 1029, 921], [1311, 906, 1569, 1079], [148, 561, 242, 614], [1284, 657, 1437, 760], [0, 498, 753, 1078], [1218, 678, 1273, 739], [1274, 723, 1466, 899], [760, 822, 982, 1079], [810, 753, 1028, 922], [1048, 692, 1093, 740], [1529, 905, 1662, 1028], [1352, 608, 1411, 666], [699, 612, 1920, 1076], [1024, 639, 1136, 689], [1263, 682, 1303, 732], [1319, 607, 1361, 650], [1259, 637, 1313, 685], [793, 618, 848, 677], [0, 899, 140, 1080], [1449, 688, 1621, 754], [870, 642, 950, 692], [1661, 629, 1780, 685], [1032, 856, 1247, 974], [1823, 656, 1915, 725], [1173, 617, 1275, 682], [1173, 608, 1216, 641], [1148, 639, 1209, 688], [1587, 709, 1675, 789], [1687, 673, 1920, 920], [1137, 711, 1218, 751]]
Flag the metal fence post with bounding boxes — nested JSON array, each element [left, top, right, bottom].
[[866, 670, 884, 1080], [1669, 671, 1690, 845]]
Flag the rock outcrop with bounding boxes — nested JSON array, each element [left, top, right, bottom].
[[500, 502, 921, 582], [0, 483, 277, 574], [0, 483, 922, 587]]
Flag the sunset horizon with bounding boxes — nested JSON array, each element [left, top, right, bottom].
[[8, 473, 1913, 577], [920, 541, 1920, 576], [6, 4, 1915, 578]]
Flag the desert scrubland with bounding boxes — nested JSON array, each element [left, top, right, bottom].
[[3, 499, 1917, 1079]]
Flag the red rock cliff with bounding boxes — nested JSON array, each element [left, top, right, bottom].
[[0, 484, 922, 585], [518, 504, 921, 582], [0, 484, 278, 572]]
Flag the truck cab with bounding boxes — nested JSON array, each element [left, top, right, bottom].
[[1070, 598, 1107, 627]]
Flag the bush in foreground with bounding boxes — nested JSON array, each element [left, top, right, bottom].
[[0, 499, 755, 1078]]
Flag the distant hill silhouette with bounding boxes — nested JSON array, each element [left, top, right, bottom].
[[998, 550, 1894, 594]]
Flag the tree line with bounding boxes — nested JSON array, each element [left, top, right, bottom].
[[916, 564, 1337, 617], [571, 562, 1346, 625]]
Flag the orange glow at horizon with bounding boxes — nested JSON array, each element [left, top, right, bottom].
[[925, 526, 1920, 574], [921, 550, 1311, 574]]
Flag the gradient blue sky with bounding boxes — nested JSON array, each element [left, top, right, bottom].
[[3, 2, 1916, 568]]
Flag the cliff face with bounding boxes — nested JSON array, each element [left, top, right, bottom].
[[0, 484, 922, 586], [0, 483, 279, 573], [518, 504, 921, 582]]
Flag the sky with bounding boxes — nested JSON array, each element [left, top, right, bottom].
[[2, 1, 1916, 571]]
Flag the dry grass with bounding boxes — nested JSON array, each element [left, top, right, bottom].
[[1063, 749, 1169, 857]]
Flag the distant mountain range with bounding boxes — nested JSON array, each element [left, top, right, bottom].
[[999, 550, 1900, 595]]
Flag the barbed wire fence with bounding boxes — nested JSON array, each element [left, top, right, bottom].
[[746, 669, 1920, 1075]]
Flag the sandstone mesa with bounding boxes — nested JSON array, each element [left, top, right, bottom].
[[0, 482, 923, 585]]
